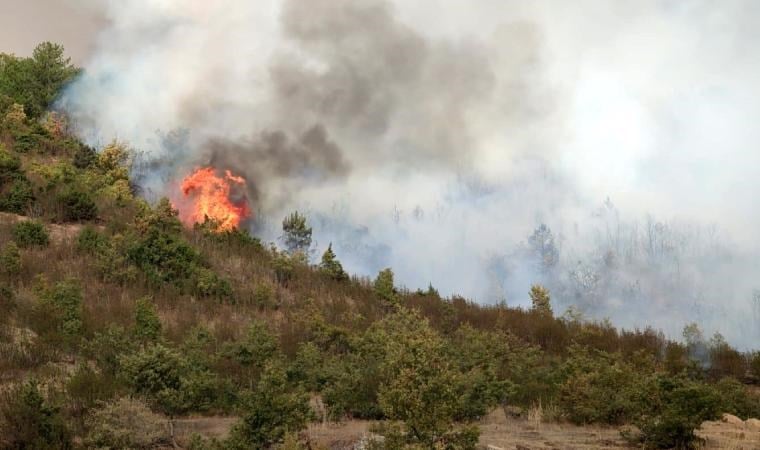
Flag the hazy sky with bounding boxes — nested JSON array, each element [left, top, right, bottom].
[[1, 0, 104, 63]]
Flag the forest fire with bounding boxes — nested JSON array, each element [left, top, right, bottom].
[[178, 167, 251, 232]]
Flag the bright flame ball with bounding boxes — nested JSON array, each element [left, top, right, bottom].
[[179, 167, 251, 232]]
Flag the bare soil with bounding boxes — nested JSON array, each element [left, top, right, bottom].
[[173, 410, 760, 449]]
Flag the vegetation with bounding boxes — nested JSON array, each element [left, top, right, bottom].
[[0, 42, 758, 450]]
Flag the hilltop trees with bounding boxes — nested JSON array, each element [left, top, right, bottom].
[[374, 268, 397, 305], [0, 42, 79, 119], [530, 284, 553, 316]]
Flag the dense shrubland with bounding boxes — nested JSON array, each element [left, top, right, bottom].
[[0, 43, 759, 450]]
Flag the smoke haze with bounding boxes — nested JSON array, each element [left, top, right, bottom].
[[27, 0, 760, 347]]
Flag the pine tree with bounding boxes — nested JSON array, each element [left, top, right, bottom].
[[319, 243, 347, 281], [374, 268, 397, 305]]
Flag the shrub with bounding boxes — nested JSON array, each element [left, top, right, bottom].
[[57, 189, 98, 221], [84, 397, 168, 449], [134, 296, 162, 342], [227, 362, 312, 448], [0, 241, 21, 277], [194, 268, 232, 299], [0, 381, 73, 449], [76, 225, 107, 253], [0, 177, 34, 213], [714, 377, 760, 419], [626, 375, 721, 449], [557, 346, 643, 425], [72, 144, 97, 169], [12, 220, 50, 248], [37, 278, 84, 340]]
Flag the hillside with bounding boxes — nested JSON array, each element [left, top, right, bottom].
[[1, 43, 760, 450]]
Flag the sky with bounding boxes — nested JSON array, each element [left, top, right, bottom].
[[5, 0, 760, 347]]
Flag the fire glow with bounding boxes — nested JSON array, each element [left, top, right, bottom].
[[178, 167, 251, 232]]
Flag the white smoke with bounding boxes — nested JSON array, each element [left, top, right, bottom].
[[53, 0, 760, 348]]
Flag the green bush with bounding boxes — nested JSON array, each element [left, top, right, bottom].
[[626, 375, 721, 449], [38, 279, 84, 339], [57, 189, 97, 221], [75, 225, 107, 253], [227, 362, 312, 449], [0, 241, 21, 277], [73, 144, 97, 169], [714, 377, 760, 419], [0, 177, 34, 213], [134, 296, 162, 342], [0, 381, 73, 449], [557, 346, 645, 425], [12, 220, 50, 248], [194, 268, 232, 299]]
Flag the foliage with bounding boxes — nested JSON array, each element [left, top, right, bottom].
[[281, 211, 312, 255], [12, 220, 50, 248], [375, 308, 481, 448], [374, 268, 397, 305], [0, 381, 73, 449], [0, 241, 21, 277], [557, 345, 645, 425], [319, 243, 348, 281], [36, 278, 84, 343], [84, 397, 168, 449], [134, 296, 162, 343], [76, 225, 108, 254], [56, 188, 97, 221], [227, 362, 312, 449], [625, 374, 721, 449], [529, 284, 552, 316]]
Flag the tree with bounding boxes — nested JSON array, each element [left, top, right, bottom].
[[134, 296, 162, 343], [281, 211, 312, 255], [527, 224, 559, 272], [377, 308, 479, 448], [0, 42, 79, 119], [529, 284, 552, 316], [374, 268, 397, 305], [227, 362, 312, 449], [319, 243, 348, 281]]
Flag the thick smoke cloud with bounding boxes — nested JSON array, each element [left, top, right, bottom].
[[53, 0, 760, 348]]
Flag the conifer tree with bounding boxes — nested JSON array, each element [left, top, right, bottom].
[[529, 284, 552, 316], [319, 243, 348, 281], [281, 211, 312, 255]]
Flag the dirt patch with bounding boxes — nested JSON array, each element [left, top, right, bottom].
[[172, 410, 760, 450]]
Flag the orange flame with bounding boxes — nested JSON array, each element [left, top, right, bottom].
[[178, 167, 250, 232]]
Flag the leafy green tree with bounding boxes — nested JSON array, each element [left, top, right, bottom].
[[0, 381, 72, 449], [12, 220, 49, 248], [529, 284, 552, 316], [281, 211, 312, 255], [134, 296, 162, 343], [227, 362, 312, 449], [225, 320, 280, 387], [0, 43, 79, 119], [374, 268, 397, 305], [0, 241, 21, 278], [376, 308, 480, 448], [319, 243, 348, 281]]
